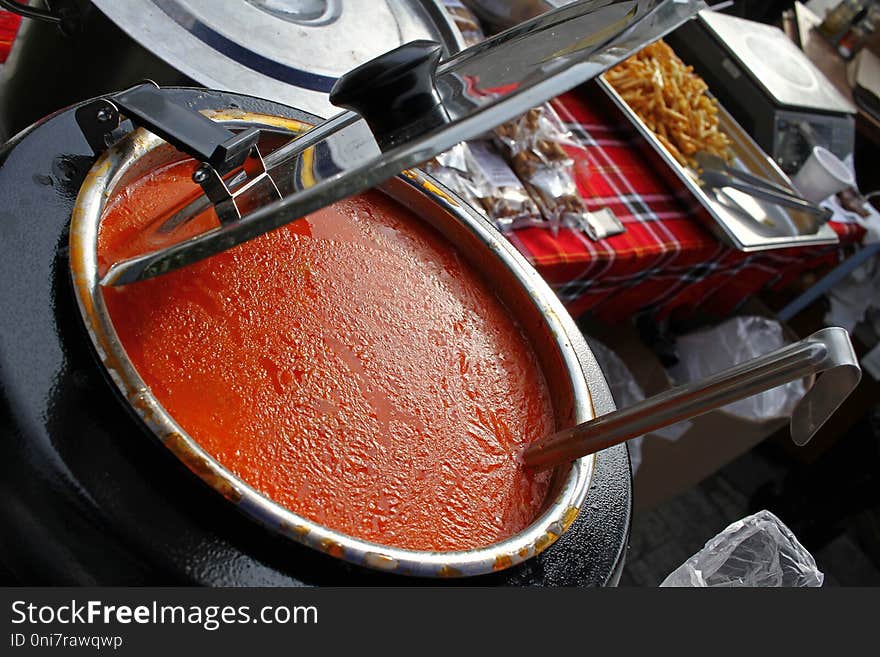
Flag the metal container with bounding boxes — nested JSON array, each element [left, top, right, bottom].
[[598, 76, 841, 252], [67, 108, 606, 577]]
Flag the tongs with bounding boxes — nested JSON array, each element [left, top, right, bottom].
[[73, 0, 708, 286], [524, 327, 861, 470], [696, 151, 833, 223]]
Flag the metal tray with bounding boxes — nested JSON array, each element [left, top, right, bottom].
[[597, 76, 839, 251]]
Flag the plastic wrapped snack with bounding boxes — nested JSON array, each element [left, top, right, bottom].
[[422, 142, 488, 219], [465, 140, 542, 232], [493, 104, 608, 236], [423, 141, 541, 232]]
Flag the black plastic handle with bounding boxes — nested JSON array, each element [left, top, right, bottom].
[[329, 40, 448, 150], [113, 83, 259, 174]]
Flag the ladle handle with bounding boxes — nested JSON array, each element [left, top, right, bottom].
[[523, 327, 861, 471]]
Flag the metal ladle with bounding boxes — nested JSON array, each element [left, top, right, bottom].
[[523, 328, 861, 470]]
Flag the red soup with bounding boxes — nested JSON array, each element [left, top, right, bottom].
[[99, 159, 556, 551]]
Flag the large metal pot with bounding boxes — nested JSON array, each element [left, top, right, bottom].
[[0, 86, 631, 585], [69, 107, 607, 577]]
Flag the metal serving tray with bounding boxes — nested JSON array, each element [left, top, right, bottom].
[[597, 76, 839, 251]]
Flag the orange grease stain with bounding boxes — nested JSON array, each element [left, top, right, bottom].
[[99, 160, 555, 551]]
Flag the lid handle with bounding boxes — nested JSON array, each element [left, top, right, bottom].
[[112, 82, 259, 174], [75, 81, 260, 175], [75, 81, 275, 226], [329, 40, 449, 151]]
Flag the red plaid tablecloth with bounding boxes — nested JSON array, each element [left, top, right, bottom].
[[0, 11, 21, 63], [507, 87, 866, 324]]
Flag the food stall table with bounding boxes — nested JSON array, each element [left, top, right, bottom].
[[507, 89, 866, 325]]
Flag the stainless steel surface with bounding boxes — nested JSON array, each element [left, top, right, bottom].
[[193, 144, 283, 225], [69, 113, 605, 577], [153, 110, 361, 236], [523, 327, 861, 470], [662, 10, 856, 173], [698, 9, 856, 115], [89, 0, 465, 119], [699, 169, 832, 221], [100, 0, 706, 286], [599, 76, 841, 251], [695, 151, 796, 196]]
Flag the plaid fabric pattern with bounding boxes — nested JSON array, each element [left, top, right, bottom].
[[0, 11, 21, 64], [507, 86, 866, 324]]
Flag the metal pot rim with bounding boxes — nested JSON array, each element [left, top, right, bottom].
[[68, 110, 597, 578]]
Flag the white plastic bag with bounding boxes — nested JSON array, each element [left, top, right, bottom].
[[660, 510, 824, 587], [668, 316, 806, 421]]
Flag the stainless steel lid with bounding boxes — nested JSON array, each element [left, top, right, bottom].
[[89, 0, 465, 118], [698, 10, 856, 115]]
